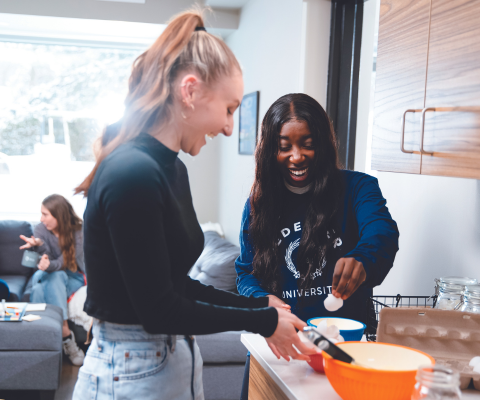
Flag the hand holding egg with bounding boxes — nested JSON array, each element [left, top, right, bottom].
[[332, 257, 366, 300]]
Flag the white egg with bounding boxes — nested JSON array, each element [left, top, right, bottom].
[[470, 356, 480, 368], [324, 293, 343, 312], [316, 319, 329, 335]]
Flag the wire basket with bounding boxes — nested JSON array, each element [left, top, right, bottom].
[[366, 294, 438, 342]]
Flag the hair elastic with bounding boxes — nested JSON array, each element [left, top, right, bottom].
[[195, 26, 207, 32]]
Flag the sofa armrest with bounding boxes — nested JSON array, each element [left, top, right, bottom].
[[196, 331, 249, 364]]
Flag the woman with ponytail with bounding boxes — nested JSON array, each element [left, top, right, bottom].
[[73, 9, 315, 400], [20, 194, 85, 366]]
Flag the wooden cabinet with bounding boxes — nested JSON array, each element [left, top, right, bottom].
[[371, 0, 480, 179]]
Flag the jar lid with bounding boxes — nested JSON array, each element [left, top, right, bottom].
[[465, 285, 480, 298], [437, 276, 478, 293], [439, 276, 477, 285]]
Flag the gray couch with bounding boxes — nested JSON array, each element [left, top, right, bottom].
[[0, 221, 63, 399], [0, 220, 36, 302], [197, 331, 248, 400]]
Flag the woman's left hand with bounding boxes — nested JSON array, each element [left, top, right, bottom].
[[38, 254, 50, 271], [267, 295, 291, 312], [332, 257, 366, 300]]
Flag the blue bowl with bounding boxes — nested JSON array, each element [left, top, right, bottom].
[[307, 317, 366, 342]]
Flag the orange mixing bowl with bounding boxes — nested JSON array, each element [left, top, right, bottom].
[[323, 342, 435, 400]]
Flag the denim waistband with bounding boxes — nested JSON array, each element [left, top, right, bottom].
[[92, 319, 185, 342]]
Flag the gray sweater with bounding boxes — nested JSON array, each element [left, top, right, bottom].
[[33, 223, 85, 273]]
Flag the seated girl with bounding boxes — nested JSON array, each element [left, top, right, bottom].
[[235, 93, 400, 326], [20, 194, 85, 366]]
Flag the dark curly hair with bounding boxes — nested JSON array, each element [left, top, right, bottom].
[[249, 93, 342, 294]]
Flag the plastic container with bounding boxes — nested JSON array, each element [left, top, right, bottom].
[[323, 342, 435, 400], [307, 317, 366, 341]]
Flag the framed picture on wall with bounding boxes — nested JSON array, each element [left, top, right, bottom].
[[238, 91, 259, 155]]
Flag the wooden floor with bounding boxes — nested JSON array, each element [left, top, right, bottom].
[[54, 362, 80, 400]]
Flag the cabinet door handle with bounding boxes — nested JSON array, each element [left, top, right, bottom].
[[400, 109, 419, 154], [420, 107, 435, 155]]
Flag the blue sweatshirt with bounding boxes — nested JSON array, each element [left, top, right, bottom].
[[235, 170, 399, 324]]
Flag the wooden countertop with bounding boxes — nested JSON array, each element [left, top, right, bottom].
[[241, 333, 480, 400]]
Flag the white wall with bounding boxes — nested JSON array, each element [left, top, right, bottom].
[[375, 173, 480, 296], [354, 0, 378, 174], [299, 0, 331, 107], [218, 0, 331, 244], [356, 0, 480, 296], [178, 139, 221, 224]]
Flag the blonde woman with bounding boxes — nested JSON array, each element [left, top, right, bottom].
[[20, 194, 85, 365], [72, 9, 317, 400]]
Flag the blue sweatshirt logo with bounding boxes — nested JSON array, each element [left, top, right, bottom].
[[281, 221, 342, 281]]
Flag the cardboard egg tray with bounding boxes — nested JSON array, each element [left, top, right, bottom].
[[377, 308, 480, 390]]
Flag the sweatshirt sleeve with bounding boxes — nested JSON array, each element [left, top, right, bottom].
[[46, 255, 64, 272], [185, 277, 269, 308], [75, 228, 85, 274], [33, 224, 63, 272], [101, 160, 277, 337], [344, 175, 399, 287], [32, 224, 48, 255], [37, 234, 84, 273], [235, 199, 271, 298]]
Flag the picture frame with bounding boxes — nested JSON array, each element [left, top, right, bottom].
[[238, 91, 260, 155]]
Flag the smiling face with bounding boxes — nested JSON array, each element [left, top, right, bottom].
[[180, 71, 244, 156], [277, 119, 315, 187], [40, 205, 58, 233]]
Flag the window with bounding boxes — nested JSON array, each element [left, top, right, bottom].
[[0, 41, 140, 220]]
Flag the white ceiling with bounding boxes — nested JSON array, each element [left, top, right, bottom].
[[205, 0, 250, 9], [0, 13, 163, 49], [0, 11, 236, 48]]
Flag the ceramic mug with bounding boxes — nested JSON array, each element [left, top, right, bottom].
[[21, 250, 40, 268]]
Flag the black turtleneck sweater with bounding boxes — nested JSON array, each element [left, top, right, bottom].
[[83, 133, 277, 337]]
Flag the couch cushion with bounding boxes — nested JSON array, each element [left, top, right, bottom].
[[202, 364, 245, 400], [189, 231, 240, 292], [0, 220, 34, 277], [196, 331, 248, 364], [0, 275, 28, 302], [0, 304, 63, 351], [0, 350, 62, 390]]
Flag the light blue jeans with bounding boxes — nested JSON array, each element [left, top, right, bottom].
[[73, 320, 204, 400], [31, 269, 85, 320]]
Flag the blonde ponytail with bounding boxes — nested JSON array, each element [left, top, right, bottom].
[[75, 8, 240, 196]]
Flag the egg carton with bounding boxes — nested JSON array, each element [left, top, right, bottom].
[[377, 308, 480, 390]]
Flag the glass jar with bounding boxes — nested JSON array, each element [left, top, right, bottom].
[[458, 284, 480, 314], [411, 366, 461, 400], [434, 276, 477, 310]]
